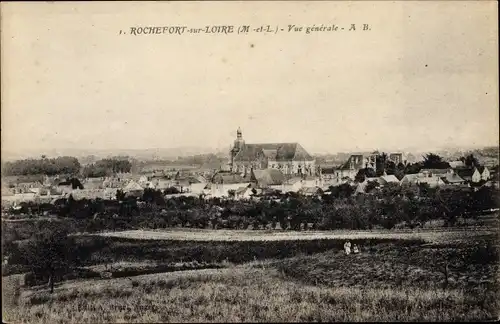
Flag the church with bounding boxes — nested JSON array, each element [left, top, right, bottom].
[[229, 128, 316, 176]]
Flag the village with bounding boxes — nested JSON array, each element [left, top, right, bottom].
[[2, 128, 498, 207]]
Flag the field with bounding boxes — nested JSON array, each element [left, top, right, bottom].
[[3, 227, 499, 322]]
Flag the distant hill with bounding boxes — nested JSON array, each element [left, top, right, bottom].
[[138, 153, 229, 172]]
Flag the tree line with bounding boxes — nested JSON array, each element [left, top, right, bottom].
[[1, 156, 81, 176], [81, 158, 132, 177], [2, 156, 132, 177]]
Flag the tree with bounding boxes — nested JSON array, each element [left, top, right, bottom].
[[116, 189, 126, 201], [394, 163, 406, 180], [376, 152, 388, 176], [355, 168, 376, 183], [365, 180, 380, 193], [330, 183, 355, 199], [462, 154, 480, 168], [22, 225, 77, 293], [405, 162, 423, 175], [422, 153, 450, 169], [355, 169, 366, 183], [164, 187, 180, 195], [385, 161, 397, 175]]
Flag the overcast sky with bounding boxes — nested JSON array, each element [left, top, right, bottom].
[[1, 1, 498, 155]]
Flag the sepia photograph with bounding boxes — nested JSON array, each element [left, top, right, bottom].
[[1, 1, 499, 322]]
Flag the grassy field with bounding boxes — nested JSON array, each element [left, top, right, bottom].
[[3, 229, 499, 322]]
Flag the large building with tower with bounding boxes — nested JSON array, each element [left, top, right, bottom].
[[229, 128, 316, 176]]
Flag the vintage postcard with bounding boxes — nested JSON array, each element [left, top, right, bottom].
[[1, 1, 499, 323]]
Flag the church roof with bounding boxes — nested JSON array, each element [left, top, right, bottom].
[[233, 143, 313, 162]]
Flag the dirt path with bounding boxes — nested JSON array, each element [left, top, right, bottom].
[[89, 228, 495, 243]]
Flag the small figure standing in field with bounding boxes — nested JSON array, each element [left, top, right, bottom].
[[344, 241, 352, 255], [353, 244, 360, 254]]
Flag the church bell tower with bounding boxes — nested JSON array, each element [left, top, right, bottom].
[[230, 127, 245, 172]]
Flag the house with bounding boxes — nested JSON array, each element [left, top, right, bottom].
[[102, 177, 127, 189], [1, 184, 15, 196], [298, 186, 322, 196], [416, 176, 445, 188], [207, 171, 251, 197], [335, 154, 376, 181], [115, 172, 141, 182], [195, 175, 208, 184], [454, 168, 474, 182], [400, 174, 420, 186], [454, 167, 490, 183], [471, 168, 482, 183], [484, 179, 499, 189], [138, 175, 149, 185], [205, 182, 251, 198], [229, 128, 316, 176], [234, 186, 254, 200], [301, 176, 323, 188], [388, 153, 406, 165], [190, 182, 208, 195], [334, 168, 359, 181], [355, 181, 369, 195], [378, 175, 400, 185], [123, 180, 144, 196], [279, 177, 305, 193], [334, 152, 409, 181], [172, 175, 201, 193], [320, 166, 337, 181], [58, 178, 84, 193], [449, 161, 465, 168], [418, 168, 452, 178], [102, 188, 119, 199], [355, 177, 380, 194], [211, 171, 251, 185], [474, 166, 490, 182], [83, 177, 105, 190], [250, 169, 286, 188], [440, 173, 465, 185], [355, 182, 366, 195], [151, 177, 174, 191], [16, 181, 44, 194], [11, 192, 37, 202], [70, 189, 105, 200]]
